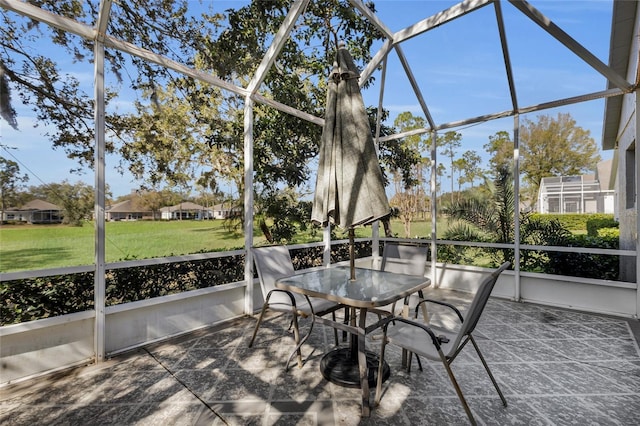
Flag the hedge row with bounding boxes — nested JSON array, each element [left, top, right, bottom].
[[0, 243, 371, 326], [529, 213, 616, 232]]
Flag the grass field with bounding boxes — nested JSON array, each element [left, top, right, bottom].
[[0, 220, 260, 272], [0, 218, 436, 273]]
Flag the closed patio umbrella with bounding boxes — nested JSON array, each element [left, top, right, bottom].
[[311, 43, 390, 280]]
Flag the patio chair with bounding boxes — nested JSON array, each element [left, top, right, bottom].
[[379, 243, 428, 316], [249, 246, 345, 369], [375, 261, 511, 426]]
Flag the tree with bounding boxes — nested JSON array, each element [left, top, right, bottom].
[[132, 188, 183, 220], [452, 158, 464, 194], [256, 187, 312, 244], [30, 181, 94, 226], [2, 1, 422, 243], [391, 112, 428, 237], [1, 1, 205, 169], [0, 156, 29, 219], [441, 165, 574, 270], [122, 83, 226, 190], [372, 107, 421, 190], [435, 162, 446, 198], [484, 130, 513, 178], [520, 113, 601, 207], [437, 131, 462, 204]]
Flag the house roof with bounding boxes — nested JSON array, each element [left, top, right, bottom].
[[160, 202, 209, 212], [18, 199, 61, 211], [602, 0, 638, 150], [595, 158, 613, 190], [211, 203, 241, 211], [107, 199, 151, 213]]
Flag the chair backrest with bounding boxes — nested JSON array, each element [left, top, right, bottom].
[[252, 246, 296, 303], [380, 243, 428, 277], [459, 261, 511, 337]]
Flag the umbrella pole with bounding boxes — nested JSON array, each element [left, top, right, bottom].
[[349, 227, 356, 281]]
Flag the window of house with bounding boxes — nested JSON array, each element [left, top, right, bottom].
[[625, 141, 635, 209]]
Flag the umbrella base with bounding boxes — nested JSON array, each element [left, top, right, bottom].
[[320, 347, 390, 388]]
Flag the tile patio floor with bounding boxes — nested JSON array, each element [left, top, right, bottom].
[[1, 293, 640, 425]]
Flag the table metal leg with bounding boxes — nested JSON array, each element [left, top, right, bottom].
[[357, 307, 370, 417]]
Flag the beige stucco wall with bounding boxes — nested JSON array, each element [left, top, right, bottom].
[[613, 11, 640, 282]]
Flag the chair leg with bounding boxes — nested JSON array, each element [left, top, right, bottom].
[[406, 351, 423, 373], [289, 308, 303, 369], [248, 303, 270, 347], [470, 335, 507, 406], [441, 354, 477, 426], [375, 331, 388, 406], [285, 306, 320, 371], [332, 311, 339, 346], [417, 289, 429, 322]]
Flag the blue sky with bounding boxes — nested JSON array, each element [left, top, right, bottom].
[[1, 0, 615, 198]]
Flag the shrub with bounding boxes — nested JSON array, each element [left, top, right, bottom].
[[1, 255, 245, 326], [1, 243, 378, 326], [586, 216, 618, 237], [1, 272, 94, 325], [529, 213, 615, 232], [545, 233, 619, 280], [597, 227, 619, 238]]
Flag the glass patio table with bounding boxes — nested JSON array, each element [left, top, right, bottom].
[[276, 265, 431, 417]]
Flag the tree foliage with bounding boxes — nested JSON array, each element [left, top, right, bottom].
[[483, 130, 513, 178], [2, 0, 422, 243], [390, 111, 428, 236], [29, 181, 94, 226], [1, 0, 206, 169], [256, 188, 313, 244], [439, 164, 616, 277], [0, 156, 29, 215], [437, 131, 462, 204], [519, 113, 601, 205], [442, 165, 516, 265]]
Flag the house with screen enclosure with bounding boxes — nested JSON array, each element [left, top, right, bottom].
[[2, 199, 63, 224], [105, 199, 156, 221], [211, 202, 242, 219], [536, 160, 615, 214], [159, 202, 213, 220]]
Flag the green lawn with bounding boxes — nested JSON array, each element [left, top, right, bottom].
[[0, 218, 437, 273], [0, 220, 265, 272]]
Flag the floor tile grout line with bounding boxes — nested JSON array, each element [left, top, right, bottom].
[[140, 347, 229, 425]]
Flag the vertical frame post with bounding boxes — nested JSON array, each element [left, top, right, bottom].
[[93, 0, 112, 363], [513, 114, 521, 301], [244, 97, 255, 315]]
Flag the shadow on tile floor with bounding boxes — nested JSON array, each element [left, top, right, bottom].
[[1, 295, 639, 425]]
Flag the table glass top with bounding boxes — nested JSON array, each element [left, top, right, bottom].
[[276, 266, 430, 307]]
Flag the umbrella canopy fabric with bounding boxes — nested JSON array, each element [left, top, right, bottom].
[[311, 45, 390, 229]]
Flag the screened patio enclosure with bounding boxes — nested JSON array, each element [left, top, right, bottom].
[[537, 175, 615, 214], [1, 0, 639, 385]]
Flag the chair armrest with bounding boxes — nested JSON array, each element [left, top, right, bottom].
[[415, 299, 464, 323], [383, 316, 443, 349], [265, 288, 298, 306]]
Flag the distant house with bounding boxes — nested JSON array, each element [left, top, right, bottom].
[[160, 202, 213, 220], [2, 199, 63, 224], [536, 160, 615, 214], [211, 202, 241, 219], [106, 199, 156, 221]]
